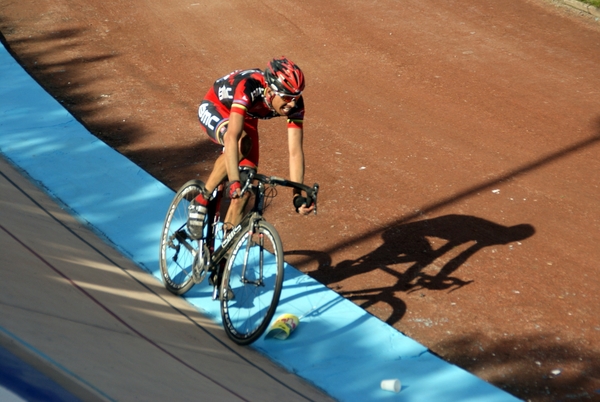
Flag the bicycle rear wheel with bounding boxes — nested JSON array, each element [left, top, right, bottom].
[[159, 180, 205, 295], [220, 221, 284, 345]]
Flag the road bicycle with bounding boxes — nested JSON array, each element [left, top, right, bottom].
[[159, 168, 318, 345]]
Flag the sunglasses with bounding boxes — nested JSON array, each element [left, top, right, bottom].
[[273, 90, 301, 103]]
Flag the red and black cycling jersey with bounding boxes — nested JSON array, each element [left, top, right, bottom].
[[204, 69, 304, 128]]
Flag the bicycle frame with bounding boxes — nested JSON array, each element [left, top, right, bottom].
[[199, 172, 317, 292], [197, 179, 267, 292], [159, 170, 318, 344]]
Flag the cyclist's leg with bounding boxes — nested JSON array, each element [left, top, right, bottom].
[[198, 100, 230, 193], [189, 101, 230, 238], [204, 132, 251, 192], [223, 121, 259, 228], [198, 102, 257, 192]]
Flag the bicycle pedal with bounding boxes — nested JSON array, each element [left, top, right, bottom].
[[212, 286, 219, 300]]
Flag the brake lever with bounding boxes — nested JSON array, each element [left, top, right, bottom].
[[239, 170, 255, 197]]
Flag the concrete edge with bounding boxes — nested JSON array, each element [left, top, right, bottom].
[[562, 0, 600, 17]]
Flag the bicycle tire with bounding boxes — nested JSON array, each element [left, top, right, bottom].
[[220, 220, 284, 345], [159, 180, 205, 295]]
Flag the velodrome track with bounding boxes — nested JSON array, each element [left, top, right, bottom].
[[0, 42, 521, 401], [0, 154, 335, 402]]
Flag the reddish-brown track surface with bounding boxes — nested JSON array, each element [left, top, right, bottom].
[[1, 0, 599, 400]]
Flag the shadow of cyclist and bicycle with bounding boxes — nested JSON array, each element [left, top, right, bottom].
[[293, 215, 534, 326], [287, 121, 600, 326]]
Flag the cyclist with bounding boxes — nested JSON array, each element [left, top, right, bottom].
[[187, 56, 314, 239]]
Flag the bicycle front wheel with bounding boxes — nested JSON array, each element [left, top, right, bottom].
[[220, 221, 284, 345], [159, 180, 204, 295]]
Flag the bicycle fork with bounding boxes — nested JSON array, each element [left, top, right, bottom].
[[240, 230, 265, 287]]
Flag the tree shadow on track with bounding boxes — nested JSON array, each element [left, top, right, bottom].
[[0, 26, 217, 189], [307, 215, 535, 325], [436, 331, 600, 402], [0, 26, 116, 122]]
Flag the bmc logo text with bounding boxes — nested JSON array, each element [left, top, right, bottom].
[[198, 104, 220, 130], [222, 225, 242, 248], [218, 85, 233, 101]]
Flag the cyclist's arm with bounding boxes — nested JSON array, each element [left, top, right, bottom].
[[224, 111, 244, 185], [288, 127, 314, 214], [287, 127, 304, 187]]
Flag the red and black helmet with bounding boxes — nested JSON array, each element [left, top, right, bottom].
[[264, 57, 305, 96]]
